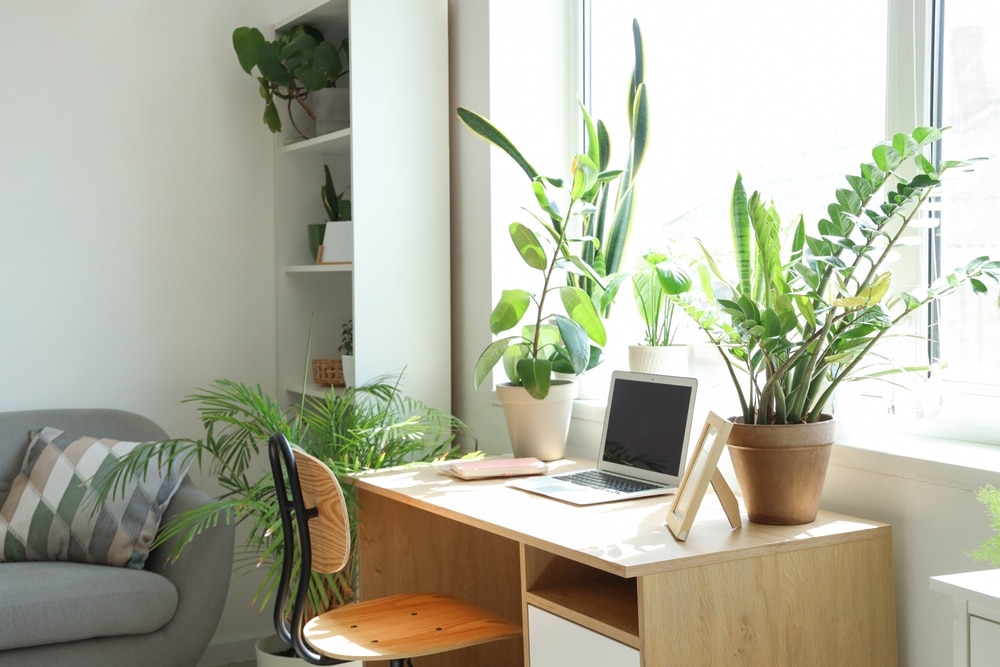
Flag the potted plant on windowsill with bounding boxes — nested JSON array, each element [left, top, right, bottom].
[[232, 24, 349, 141], [628, 248, 693, 375], [676, 127, 1000, 525], [339, 319, 354, 387], [458, 107, 609, 461]]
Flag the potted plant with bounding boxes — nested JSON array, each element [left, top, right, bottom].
[[628, 248, 692, 375], [339, 319, 354, 387], [458, 106, 610, 460], [676, 127, 1000, 524], [309, 164, 352, 264], [94, 373, 465, 663], [232, 24, 349, 140]]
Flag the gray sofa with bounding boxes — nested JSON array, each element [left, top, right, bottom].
[[0, 409, 235, 667]]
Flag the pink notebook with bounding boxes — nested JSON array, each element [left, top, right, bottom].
[[447, 457, 547, 480]]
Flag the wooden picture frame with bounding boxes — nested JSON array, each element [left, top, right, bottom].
[[666, 411, 741, 541]]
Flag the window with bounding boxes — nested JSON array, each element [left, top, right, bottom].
[[583, 0, 1000, 442]]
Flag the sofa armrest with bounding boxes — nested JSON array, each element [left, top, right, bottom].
[[144, 478, 235, 660]]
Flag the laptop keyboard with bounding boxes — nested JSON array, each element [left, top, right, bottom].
[[554, 469, 662, 494]]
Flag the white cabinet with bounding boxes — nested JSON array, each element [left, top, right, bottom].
[[930, 569, 1000, 666], [271, 0, 451, 412], [527, 605, 639, 667]]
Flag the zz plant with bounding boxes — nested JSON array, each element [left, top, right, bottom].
[[677, 127, 1000, 425]]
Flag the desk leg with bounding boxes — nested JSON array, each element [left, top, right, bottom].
[[356, 489, 525, 667], [639, 529, 898, 666]]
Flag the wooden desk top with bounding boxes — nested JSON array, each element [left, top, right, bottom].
[[352, 458, 891, 579]]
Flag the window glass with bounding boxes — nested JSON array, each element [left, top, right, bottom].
[[936, 0, 1000, 387], [587, 1, 887, 343]]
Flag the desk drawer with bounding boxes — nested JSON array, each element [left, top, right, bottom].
[[528, 605, 639, 667]]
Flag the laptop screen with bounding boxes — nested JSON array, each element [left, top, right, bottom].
[[601, 372, 697, 478]]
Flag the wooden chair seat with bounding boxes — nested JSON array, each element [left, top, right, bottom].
[[268, 432, 523, 665], [304, 592, 522, 661]]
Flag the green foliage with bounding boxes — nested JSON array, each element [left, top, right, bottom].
[[970, 485, 1000, 566], [571, 19, 650, 318], [338, 319, 353, 355], [92, 374, 464, 616], [233, 24, 349, 136], [322, 165, 351, 221], [457, 19, 648, 399], [632, 249, 692, 346], [675, 128, 1000, 424], [458, 106, 607, 399]]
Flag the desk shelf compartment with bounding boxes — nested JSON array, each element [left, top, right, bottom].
[[522, 546, 639, 648]]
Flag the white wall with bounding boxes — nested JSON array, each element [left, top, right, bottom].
[[0, 0, 284, 660]]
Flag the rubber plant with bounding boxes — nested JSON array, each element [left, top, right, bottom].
[[456, 106, 608, 400], [676, 127, 1000, 425], [233, 24, 348, 138]]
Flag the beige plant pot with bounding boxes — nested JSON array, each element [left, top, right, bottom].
[[496, 380, 577, 461], [627, 344, 689, 376], [726, 415, 836, 525]]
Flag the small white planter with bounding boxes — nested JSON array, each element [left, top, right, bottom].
[[341, 354, 355, 387], [317, 221, 353, 264], [628, 344, 689, 376], [255, 635, 360, 667], [496, 380, 577, 461]]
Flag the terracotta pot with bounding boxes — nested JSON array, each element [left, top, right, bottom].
[[726, 415, 836, 525], [496, 380, 577, 461]]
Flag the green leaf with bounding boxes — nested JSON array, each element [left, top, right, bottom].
[[474, 337, 515, 388], [233, 27, 265, 75], [559, 286, 606, 345], [571, 154, 599, 199], [631, 83, 649, 171], [912, 126, 943, 145], [255, 42, 293, 88], [509, 222, 547, 270], [457, 107, 539, 180], [730, 174, 752, 296], [552, 314, 590, 374], [872, 143, 902, 172], [489, 289, 530, 334], [517, 358, 553, 399], [502, 343, 528, 384]]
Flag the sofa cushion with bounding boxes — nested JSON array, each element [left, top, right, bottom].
[[0, 560, 178, 650], [0, 427, 187, 568]]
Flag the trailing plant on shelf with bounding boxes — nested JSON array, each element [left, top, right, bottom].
[[93, 373, 464, 617], [233, 24, 349, 138], [675, 127, 1000, 426], [632, 248, 692, 347]]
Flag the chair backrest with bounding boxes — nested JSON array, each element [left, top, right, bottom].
[[268, 432, 351, 664]]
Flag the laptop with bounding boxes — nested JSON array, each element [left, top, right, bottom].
[[507, 371, 698, 505]]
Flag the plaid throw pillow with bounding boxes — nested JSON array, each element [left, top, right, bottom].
[[0, 427, 187, 569]]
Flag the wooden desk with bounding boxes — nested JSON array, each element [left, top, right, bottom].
[[352, 460, 898, 666]]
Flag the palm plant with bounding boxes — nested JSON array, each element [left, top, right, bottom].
[[677, 127, 1000, 425], [94, 374, 464, 616]]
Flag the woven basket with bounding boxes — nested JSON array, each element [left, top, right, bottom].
[[311, 359, 345, 387]]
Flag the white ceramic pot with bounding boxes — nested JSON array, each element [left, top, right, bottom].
[[496, 380, 577, 461], [341, 354, 355, 388], [255, 635, 360, 667], [628, 344, 689, 376], [317, 220, 353, 264]]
